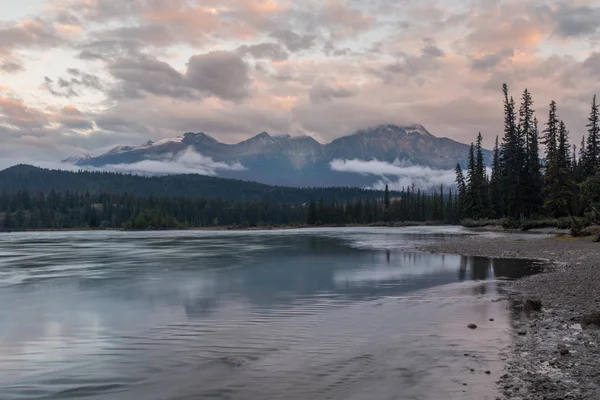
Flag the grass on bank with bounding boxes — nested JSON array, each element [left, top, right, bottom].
[[462, 217, 589, 231], [462, 217, 600, 238]]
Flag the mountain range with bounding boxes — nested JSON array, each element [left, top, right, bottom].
[[64, 124, 491, 187]]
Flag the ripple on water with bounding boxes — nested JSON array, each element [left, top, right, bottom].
[[0, 228, 544, 400]]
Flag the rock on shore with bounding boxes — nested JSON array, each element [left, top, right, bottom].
[[419, 234, 600, 400]]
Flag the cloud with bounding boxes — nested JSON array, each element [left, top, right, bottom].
[[329, 159, 456, 190], [0, 147, 246, 178], [319, 1, 375, 40], [55, 105, 94, 130], [269, 29, 317, 52], [0, 61, 24, 74], [103, 148, 245, 176], [472, 48, 515, 70], [309, 80, 356, 104], [0, 18, 65, 55], [109, 55, 191, 99], [108, 51, 250, 101], [3, 0, 600, 160], [0, 96, 48, 129], [44, 68, 103, 97], [237, 42, 289, 61], [186, 51, 250, 101], [552, 5, 600, 37]]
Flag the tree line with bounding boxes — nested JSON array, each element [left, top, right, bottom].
[[456, 84, 600, 225], [0, 184, 458, 230]]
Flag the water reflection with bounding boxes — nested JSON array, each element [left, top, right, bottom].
[[0, 228, 544, 400]]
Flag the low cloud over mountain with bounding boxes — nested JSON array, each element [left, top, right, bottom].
[[60, 124, 491, 189]]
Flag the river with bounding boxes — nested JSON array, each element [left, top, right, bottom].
[[0, 227, 543, 399]]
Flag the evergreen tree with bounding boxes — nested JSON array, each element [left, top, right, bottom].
[[572, 144, 580, 181], [519, 89, 534, 155], [446, 188, 454, 223], [586, 95, 599, 175], [577, 135, 588, 182], [465, 143, 481, 218], [455, 163, 466, 218], [501, 84, 525, 219], [475, 132, 489, 213], [518, 90, 543, 217], [307, 200, 317, 225], [526, 117, 544, 216], [383, 184, 390, 222], [543, 100, 560, 181], [489, 136, 503, 218], [558, 121, 571, 170]]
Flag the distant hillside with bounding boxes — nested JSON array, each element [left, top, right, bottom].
[[63, 124, 492, 187], [0, 165, 398, 203]]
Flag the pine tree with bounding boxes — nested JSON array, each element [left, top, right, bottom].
[[518, 90, 543, 217], [519, 89, 534, 155], [465, 143, 480, 218], [543, 100, 560, 181], [446, 188, 454, 223], [307, 200, 317, 225], [489, 136, 503, 218], [586, 95, 599, 175], [558, 121, 571, 170], [383, 184, 390, 222], [475, 132, 489, 213], [455, 163, 466, 218], [572, 144, 580, 181], [501, 84, 525, 219], [527, 117, 544, 216]]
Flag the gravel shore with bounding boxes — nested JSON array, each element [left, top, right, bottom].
[[419, 233, 600, 400]]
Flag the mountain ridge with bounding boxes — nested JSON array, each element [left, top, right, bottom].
[[64, 124, 491, 187]]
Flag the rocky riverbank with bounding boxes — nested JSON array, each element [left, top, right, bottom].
[[419, 234, 600, 400]]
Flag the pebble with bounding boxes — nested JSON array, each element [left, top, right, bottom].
[[419, 232, 600, 400]]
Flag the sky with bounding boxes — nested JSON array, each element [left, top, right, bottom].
[[1, 0, 600, 162]]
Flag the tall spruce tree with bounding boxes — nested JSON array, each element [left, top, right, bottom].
[[558, 121, 571, 170], [586, 95, 599, 175], [465, 143, 482, 218], [383, 184, 390, 221], [475, 132, 489, 213], [489, 135, 503, 218], [519, 89, 534, 155], [455, 163, 466, 218], [543, 101, 560, 181], [578, 135, 588, 181], [518, 90, 543, 217], [501, 84, 525, 219], [528, 117, 544, 216]]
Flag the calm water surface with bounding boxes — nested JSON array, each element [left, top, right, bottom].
[[0, 227, 543, 400]]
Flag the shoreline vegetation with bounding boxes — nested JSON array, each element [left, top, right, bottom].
[[1, 219, 599, 239], [419, 234, 600, 400], [454, 84, 600, 240], [1, 219, 598, 235], [0, 221, 450, 233]]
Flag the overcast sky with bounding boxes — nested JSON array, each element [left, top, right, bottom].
[[1, 0, 600, 161]]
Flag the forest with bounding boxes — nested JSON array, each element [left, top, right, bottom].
[[0, 183, 454, 230], [0, 164, 456, 229], [455, 85, 600, 233]]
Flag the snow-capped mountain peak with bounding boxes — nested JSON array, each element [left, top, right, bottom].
[[61, 153, 93, 164]]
